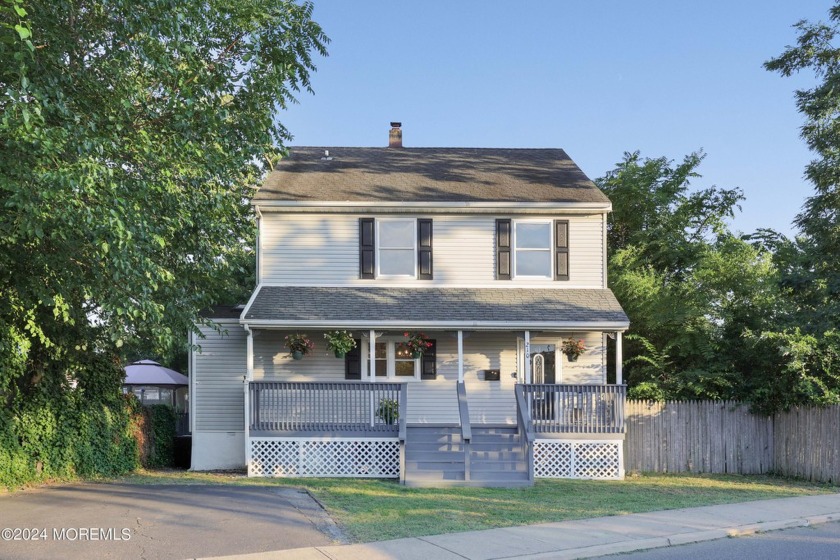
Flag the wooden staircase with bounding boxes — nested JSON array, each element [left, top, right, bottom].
[[403, 425, 532, 487]]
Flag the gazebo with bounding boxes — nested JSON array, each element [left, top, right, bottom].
[[123, 359, 189, 434]]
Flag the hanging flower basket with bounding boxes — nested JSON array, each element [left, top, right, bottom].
[[404, 332, 432, 358], [323, 330, 356, 359], [284, 333, 314, 359], [561, 337, 586, 362]]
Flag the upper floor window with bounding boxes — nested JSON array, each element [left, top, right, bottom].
[[359, 218, 433, 280], [496, 218, 569, 281], [378, 219, 416, 277], [514, 221, 552, 278]]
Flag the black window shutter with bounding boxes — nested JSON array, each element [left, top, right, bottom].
[[555, 219, 570, 281], [345, 340, 362, 380], [496, 219, 512, 280], [418, 219, 433, 280], [421, 340, 437, 380], [359, 218, 375, 279]]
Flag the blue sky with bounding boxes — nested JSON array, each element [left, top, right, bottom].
[[279, 1, 830, 237]]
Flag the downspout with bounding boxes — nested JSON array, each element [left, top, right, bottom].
[[188, 330, 196, 439], [244, 324, 254, 475], [255, 207, 263, 286]]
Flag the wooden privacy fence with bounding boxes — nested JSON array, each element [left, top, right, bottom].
[[624, 400, 840, 483], [774, 405, 840, 484]]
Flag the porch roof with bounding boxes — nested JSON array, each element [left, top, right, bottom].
[[241, 286, 629, 330]]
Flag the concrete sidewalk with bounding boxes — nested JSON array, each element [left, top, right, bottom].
[[204, 493, 840, 560]]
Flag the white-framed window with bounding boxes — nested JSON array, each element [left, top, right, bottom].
[[362, 338, 421, 381], [513, 220, 552, 278], [377, 219, 417, 278]]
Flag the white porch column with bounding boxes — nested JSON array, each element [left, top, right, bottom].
[[616, 331, 623, 385], [245, 326, 254, 382], [457, 330, 464, 382], [524, 330, 531, 384], [369, 330, 376, 382]]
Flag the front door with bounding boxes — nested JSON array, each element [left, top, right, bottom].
[[530, 344, 556, 384], [528, 343, 557, 420]]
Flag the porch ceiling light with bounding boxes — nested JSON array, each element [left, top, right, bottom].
[[361, 331, 385, 339], [447, 331, 472, 339]]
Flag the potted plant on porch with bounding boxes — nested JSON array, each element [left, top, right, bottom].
[[323, 330, 356, 358], [284, 333, 314, 360], [561, 337, 586, 362], [376, 398, 399, 425], [404, 331, 432, 359]]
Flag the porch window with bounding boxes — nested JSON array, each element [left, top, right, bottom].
[[513, 220, 552, 278], [362, 339, 421, 381], [369, 342, 388, 377], [394, 342, 416, 377]]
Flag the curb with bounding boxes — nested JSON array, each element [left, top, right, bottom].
[[509, 513, 840, 560]]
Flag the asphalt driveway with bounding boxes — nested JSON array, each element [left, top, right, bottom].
[[0, 483, 345, 560]]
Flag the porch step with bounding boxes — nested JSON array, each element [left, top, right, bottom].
[[469, 451, 526, 462], [407, 427, 463, 443], [403, 425, 532, 488], [405, 450, 464, 462]]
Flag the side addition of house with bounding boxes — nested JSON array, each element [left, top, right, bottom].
[[190, 123, 630, 486]]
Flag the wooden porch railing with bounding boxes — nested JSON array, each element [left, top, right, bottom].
[[249, 381, 405, 434], [517, 384, 626, 434]]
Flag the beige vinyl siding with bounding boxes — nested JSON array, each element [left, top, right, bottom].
[[193, 321, 246, 431], [253, 330, 345, 381], [459, 332, 520, 425], [259, 213, 604, 288], [567, 215, 605, 288], [558, 331, 607, 384]]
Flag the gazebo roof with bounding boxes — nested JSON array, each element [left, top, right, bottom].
[[124, 360, 189, 386]]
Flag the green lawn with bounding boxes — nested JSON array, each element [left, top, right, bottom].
[[117, 470, 834, 543]]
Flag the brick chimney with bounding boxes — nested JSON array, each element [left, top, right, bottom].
[[388, 122, 403, 148]]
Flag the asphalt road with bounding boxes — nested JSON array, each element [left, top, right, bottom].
[[607, 521, 840, 560], [0, 483, 345, 560]]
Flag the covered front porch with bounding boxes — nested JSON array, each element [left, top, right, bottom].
[[243, 327, 627, 485], [246, 379, 625, 484], [240, 286, 629, 485]]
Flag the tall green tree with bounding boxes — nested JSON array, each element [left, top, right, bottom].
[[765, 2, 840, 333], [0, 0, 327, 402], [599, 152, 787, 402]]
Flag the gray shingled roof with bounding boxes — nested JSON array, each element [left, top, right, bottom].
[[257, 148, 610, 204], [243, 287, 628, 328]]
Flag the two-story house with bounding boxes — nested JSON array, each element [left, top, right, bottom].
[[189, 124, 630, 487]]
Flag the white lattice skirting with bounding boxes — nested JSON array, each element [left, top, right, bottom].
[[248, 437, 400, 478], [534, 439, 624, 480]]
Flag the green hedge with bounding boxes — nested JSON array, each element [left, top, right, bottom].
[[144, 404, 176, 468], [0, 392, 142, 489]]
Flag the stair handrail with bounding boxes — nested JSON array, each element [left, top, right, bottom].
[[457, 381, 471, 481], [457, 381, 471, 443], [515, 384, 536, 482], [514, 384, 535, 444]]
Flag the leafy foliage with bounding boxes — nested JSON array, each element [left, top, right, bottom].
[[765, 5, 840, 333], [601, 145, 840, 413], [0, 0, 327, 487], [145, 405, 176, 468], [0, 389, 142, 489]]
